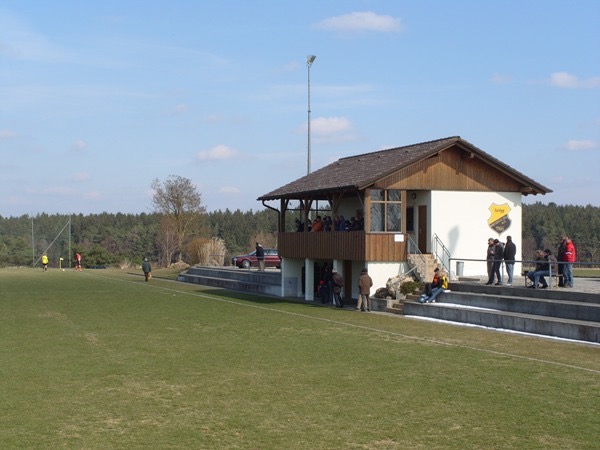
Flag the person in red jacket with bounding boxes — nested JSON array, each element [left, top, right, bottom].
[[560, 236, 576, 288]]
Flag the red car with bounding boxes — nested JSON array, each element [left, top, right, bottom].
[[231, 248, 281, 269]]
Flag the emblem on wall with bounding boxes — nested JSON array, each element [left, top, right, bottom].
[[488, 203, 512, 234]]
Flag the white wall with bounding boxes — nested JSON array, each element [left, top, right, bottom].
[[281, 258, 305, 298], [364, 262, 407, 296], [429, 191, 522, 278]]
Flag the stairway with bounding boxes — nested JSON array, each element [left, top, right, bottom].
[[406, 253, 439, 282], [401, 283, 600, 343]]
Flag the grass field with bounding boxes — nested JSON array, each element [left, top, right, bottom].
[[1, 268, 599, 449]]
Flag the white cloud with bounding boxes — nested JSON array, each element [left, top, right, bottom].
[[550, 72, 600, 89], [201, 114, 224, 124], [315, 11, 403, 33], [565, 139, 598, 151], [0, 11, 73, 62], [168, 103, 188, 115], [311, 117, 353, 135], [83, 191, 102, 200], [196, 144, 240, 161], [491, 73, 512, 84], [304, 116, 361, 144], [0, 129, 17, 139], [72, 139, 87, 152], [218, 186, 241, 195], [71, 171, 91, 182], [46, 186, 76, 195]]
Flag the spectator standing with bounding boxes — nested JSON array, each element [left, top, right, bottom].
[[356, 268, 373, 312], [560, 236, 576, 288], [503, 236, 516, 286], [485, 238, 495, 285], [492, 239, 504, 285], [142, 258, 152, 281], [255, 242, 265, 271], [557, 238, 566, 287], [331, 269, 344, 308]]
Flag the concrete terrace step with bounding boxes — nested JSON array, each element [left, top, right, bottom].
[[403, 300, 600, 343], [403, 283, 600, 343], [442, 291, 600, 322], [178, 266, 281, 296], [449, 282, 600, 304], [183, 266, 282, 285]]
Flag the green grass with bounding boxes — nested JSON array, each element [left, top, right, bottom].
[[1, 268, 599, 449], [574, 268, 600, 278]]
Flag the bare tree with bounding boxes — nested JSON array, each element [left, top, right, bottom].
[[151, 175, 206, 262], [157, 216, 178, 266]]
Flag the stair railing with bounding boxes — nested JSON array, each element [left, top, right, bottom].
[[432, 233, 451, 274], [405, 234, 426, 282]]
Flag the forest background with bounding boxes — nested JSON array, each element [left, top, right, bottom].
[[0, 203, 599, 269]]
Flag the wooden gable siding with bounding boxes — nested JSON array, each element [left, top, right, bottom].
[[373, 147, 523, 192], [278, 231, 407, 262]]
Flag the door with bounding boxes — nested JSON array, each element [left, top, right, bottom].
[[418, 205, 428, 253]]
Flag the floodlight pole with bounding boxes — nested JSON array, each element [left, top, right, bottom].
[[306, 55, 316, 175]]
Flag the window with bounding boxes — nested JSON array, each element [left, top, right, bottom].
[[369, 189, 402, 232], [406, 207, 414, 232]]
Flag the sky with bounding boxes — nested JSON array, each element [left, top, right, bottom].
[[1, 1, 599, 217]]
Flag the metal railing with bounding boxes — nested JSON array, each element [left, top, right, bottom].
[[432, 233, 451, 274], [405, 234, 426, 281], [448, 257, 596, 290]]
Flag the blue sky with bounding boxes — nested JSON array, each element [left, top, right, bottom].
[[1, 1, 599, 217]]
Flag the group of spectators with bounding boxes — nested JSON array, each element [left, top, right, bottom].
[[486, 235, 576, 288], [524, 236, 576, 289], [485, 236, 517, 286], [316, 262, 345, 308], [295, 214, 364, 232]]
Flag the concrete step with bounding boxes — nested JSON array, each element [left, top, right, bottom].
[[404, 282, 600, 343], [442, 291, 600, 322], [386, 303, 404, 315], [449, 282, 600, 304], [178, 267, 282, 296], [403, 300, 600, 343], [185, 266, 282, 286]]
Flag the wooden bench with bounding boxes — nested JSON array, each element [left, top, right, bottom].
[[523, 270, 562, 288]]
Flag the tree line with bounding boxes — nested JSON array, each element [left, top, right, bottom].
[[0, 202, 598, 269]]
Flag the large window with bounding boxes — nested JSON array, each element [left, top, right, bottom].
[[369, 189, 402, 232]]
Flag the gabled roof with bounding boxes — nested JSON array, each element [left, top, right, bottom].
[[258, 136, 552, 201]]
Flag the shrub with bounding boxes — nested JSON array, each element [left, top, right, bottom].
[[401, 280, 422, 295]]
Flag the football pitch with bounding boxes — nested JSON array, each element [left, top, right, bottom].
[[1, 268, 598, 449]]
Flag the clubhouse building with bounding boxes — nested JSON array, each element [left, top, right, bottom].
[[258, 136, 551, 301]]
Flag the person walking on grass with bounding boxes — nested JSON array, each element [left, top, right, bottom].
[[142, 258, 152, 281], [41, 253, 49, 272]]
